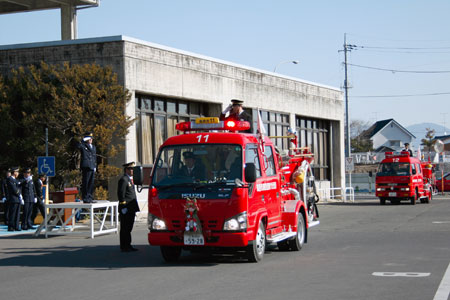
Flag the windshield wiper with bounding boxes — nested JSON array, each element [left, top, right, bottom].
[[156, 182, 214, 191]]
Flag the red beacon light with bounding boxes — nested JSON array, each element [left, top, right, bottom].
[[175, 117, 250, 132]]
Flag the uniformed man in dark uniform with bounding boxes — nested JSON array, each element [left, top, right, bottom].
[[118, 162, 140, 252], [402, 143, 413, 156], [1, 169, 11, 225], [31, 173, 46, 225], [77, 132, 97, 203], [219, 99, 253, 133], [6, 167, 21, 231], [20, 168, 36, 230]]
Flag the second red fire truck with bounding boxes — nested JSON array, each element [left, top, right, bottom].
[[375, 151, 434, 205]]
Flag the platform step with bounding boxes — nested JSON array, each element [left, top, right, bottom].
[[266, 231, 297, 243], [308, 220, 320, 228]]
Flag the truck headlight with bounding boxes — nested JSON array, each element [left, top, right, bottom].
[[400, 187, 410, 191], [148, 213, 167, 231], [223, 212, 247, 231], [377, 188, 385, 191]]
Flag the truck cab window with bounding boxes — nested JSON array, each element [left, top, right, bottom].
[[245, 144, 262, 178]]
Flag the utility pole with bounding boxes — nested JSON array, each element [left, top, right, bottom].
[[340, 33, 356, 189], [342, 33, 356, 158]]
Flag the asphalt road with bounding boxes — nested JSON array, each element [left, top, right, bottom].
[[0, 195, 449, 300]]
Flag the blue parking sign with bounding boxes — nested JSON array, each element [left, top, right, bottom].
[[37, 156, 55, 177]]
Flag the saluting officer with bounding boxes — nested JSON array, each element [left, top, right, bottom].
[[6, 167, 21, 231], [77, 132, 97, 203], [117, 162, 140, 252], [219, 99, 253, 133], [20, 168, 36, 230]]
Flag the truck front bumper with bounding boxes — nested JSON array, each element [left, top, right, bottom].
[[148, 230, 252, 247]]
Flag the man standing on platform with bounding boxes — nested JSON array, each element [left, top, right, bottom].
[[6, 167, 21, 231], [77, 132, 97, 203], [117, 162, 140, 252]]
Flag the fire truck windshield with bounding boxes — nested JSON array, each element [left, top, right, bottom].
[[377, 162, 411, 176], [152, 144, 243, 188]]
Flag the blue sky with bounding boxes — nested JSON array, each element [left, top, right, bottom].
[[1, 0, 450, 136]]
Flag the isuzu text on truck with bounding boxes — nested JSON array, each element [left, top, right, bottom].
[[376, 151, 434, 205], [134, 117, 319, 262]]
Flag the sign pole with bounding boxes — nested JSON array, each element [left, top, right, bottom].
[[45, 128, 49, 206]]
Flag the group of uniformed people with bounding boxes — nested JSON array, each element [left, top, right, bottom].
[[1, 167, 46, 231]]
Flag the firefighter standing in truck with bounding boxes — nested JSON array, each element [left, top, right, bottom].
[[220, 99, 253, 133]]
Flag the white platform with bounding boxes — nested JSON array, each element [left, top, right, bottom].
[[35, 200, 119, 239]]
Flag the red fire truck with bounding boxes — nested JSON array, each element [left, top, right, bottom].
[[375, 151, 433, 205], [135, 117, 319, 262]]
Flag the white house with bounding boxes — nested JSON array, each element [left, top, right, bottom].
[[360, 119, 416, 153]]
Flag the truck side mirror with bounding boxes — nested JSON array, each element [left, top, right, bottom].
[[412, 169, 417, 175], [133, 166, 144, 186], [369, 171, 373, 177], [245, 163, 257, 183]]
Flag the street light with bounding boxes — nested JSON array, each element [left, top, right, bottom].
[[273, 60, 299, 72]]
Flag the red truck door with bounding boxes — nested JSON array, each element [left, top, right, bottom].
[[261, 145, 281, 229]]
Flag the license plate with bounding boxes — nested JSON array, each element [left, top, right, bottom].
[[388, 192, 397, 197], [184, 233, 205, 245]]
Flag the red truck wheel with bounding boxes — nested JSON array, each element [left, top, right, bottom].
[[289, 212, 306, 251], [247, 221, 266, 262], [160, 246, 182, 262], [410, 193, 417, 205]]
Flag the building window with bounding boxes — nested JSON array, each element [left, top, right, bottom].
[[296, 116, 330, 181], [135, 94, 211, 165], [259, 109, 290, 150]]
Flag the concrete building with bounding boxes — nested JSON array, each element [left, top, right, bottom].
[[0, 35, 345, 204]]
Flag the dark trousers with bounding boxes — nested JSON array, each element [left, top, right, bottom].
[[8, 202, 20, 230], [21, 202, 33, 229], [120, 211, 136, 249], [31, 201, 45, 224], [81, 168, 95, 202], [3, 201, 9, 225]]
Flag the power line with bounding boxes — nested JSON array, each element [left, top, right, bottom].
[[352, 92, 450, 98], [348, 63, 450, 73], [357, 45, 450, 50]]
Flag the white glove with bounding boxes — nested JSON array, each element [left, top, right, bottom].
[[222, 104, 232, 114], [34, 197, 37, 203], [1, 198, 5, 203], [94, 168, 96, 172], [121, 208, 128, 214], [20, 196, 24, 205]]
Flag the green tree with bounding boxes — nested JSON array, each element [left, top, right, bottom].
[[0, 62, 133, 197], [350, 119, 373, 152], [421, 128, 436, 160]]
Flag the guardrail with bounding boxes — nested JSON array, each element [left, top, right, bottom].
[[317, 187, 355, 203]]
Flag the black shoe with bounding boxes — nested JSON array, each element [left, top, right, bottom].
[[121, 247, 138, 252], [8, 227, 14, 232], [15, 228, 22, 231]]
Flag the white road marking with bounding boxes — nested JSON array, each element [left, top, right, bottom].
[[432, 221, 450, 224], [433, 262, 450, 300], [372, 272, 430, 277]]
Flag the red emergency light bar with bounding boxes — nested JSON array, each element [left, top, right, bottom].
[[175, 119, 250, 132], [385, 151, 410, 158]]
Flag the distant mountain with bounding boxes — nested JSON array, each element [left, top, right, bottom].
[[406, 123, 450, 149]]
